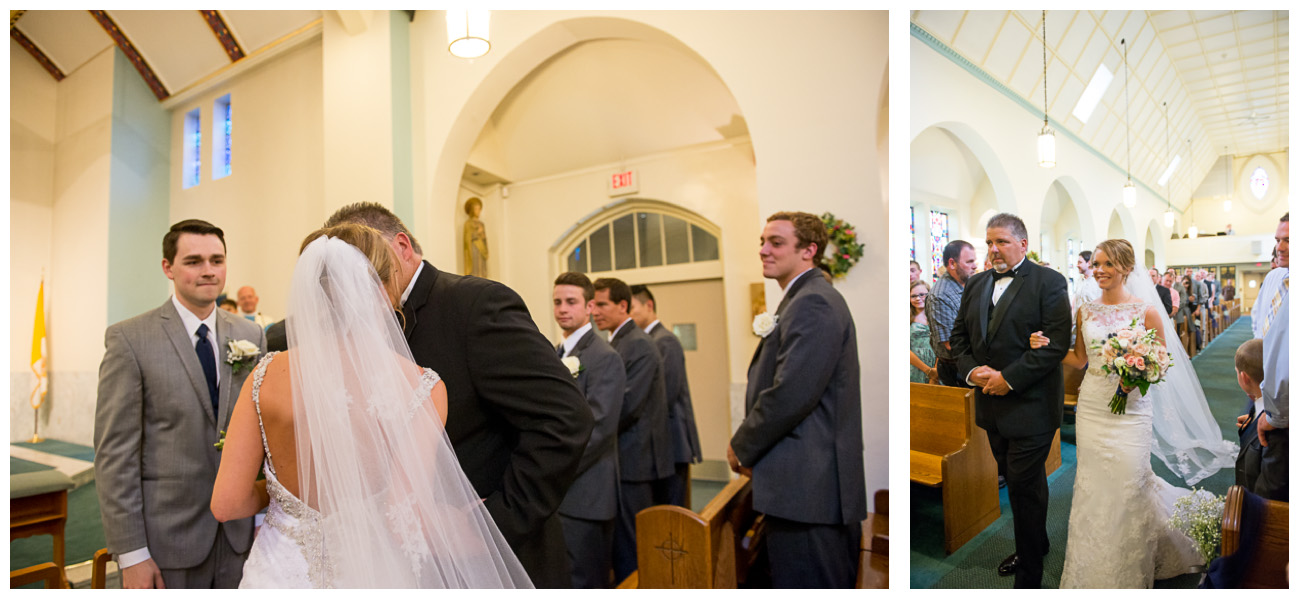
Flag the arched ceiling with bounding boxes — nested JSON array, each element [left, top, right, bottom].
[[11, 10, 321, 99], [465, 38, 747, 185], [912, 10, 1288, 211]]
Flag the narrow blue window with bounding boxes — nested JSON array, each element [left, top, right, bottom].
[[212, 94, 232, 179], [182, 107, 201, 189]]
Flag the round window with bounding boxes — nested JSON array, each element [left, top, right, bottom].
[[1250, 166, 1269, 199]]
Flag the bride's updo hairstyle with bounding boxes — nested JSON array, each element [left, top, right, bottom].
[[300, 223, 402, 308], [1094, 239, 1136, 281]]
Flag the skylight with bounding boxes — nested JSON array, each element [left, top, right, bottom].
[[1157, 155, 1182, 187], [1072, 64, 1114, 123]]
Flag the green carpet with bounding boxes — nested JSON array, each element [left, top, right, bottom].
[[912, 317, 1253, 589], [11, 457, 55, 475]]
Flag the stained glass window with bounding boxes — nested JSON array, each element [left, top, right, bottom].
[[910, 207, 916, 261], [212, 94, 232, 180], [1250, 166, 1268, 199], [929, 211, 949, 277], [182, 108, 201, 189], [1066, 239, 1076, 298]]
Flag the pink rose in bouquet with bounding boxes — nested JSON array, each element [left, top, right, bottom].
[[1088, 317, 1173, 414]]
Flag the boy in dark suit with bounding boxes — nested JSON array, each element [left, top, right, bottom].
[[1234, 339, 1265, 490]]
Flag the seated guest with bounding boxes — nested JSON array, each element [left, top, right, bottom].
[[909, 279, 936, 383], [1234, 339, 1265, 491]]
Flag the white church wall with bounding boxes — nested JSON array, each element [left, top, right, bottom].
[[1183, 151, 1289, 237], [167, 38, 325, 323], [411, 10, 887, 502]]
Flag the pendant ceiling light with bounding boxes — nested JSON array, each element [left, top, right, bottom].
[[1222, 146, 1233, 212], [1037, 10, 1056, 168], [1162, 102, 1175, 228], [1121, 38, 1137, 208], [446, 10, 490, 59]]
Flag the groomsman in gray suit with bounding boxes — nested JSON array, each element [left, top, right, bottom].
[[728, 211, 865, 588], [94, 220, 266, 588], [629, 284, 702, 508], [591, 277, 674, 584], [552, 272, 626, 588]]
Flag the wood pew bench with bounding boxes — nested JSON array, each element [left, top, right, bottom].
[[11, 469, 74, 587], [910, 383, 1000, 554], [856, 489, 888, 589], [1220, 485, 1289, 588]]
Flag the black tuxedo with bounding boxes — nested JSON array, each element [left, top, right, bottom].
[[949, 259, 1070, 588], [558, 328, 625, 588], [648, 322, 702, 507], [731, 271, 865, 588], [401, 262, 593, 588]]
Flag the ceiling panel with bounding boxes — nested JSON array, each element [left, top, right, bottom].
[[107, 10, 228, 92], [13, 10, 112, 76], [914, 10, 1287, 211], [221, 10, 321, 53]]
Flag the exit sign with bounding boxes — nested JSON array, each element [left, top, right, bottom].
[[608, 169, 638, 196]]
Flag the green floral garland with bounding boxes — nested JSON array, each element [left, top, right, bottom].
[[821, 212, 864, 279]]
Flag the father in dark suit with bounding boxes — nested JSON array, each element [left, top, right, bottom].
[[94, 220, 265, 588], [949, 212, 1071, 589], [630, 284, 703, 508], [325, 203, 593, 588], [591, 277, 674, 583], [727, 211, 865, 588], [552, 272, 626, 588]]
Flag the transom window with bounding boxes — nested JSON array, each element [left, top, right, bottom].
[[565, 210, 719, 275]]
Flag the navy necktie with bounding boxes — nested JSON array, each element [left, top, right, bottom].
[[556, 343, 565, 358], [195, 323, 219, 419]]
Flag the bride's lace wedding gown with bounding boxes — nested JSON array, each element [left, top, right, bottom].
[[238, 352, 441, 588], [1059, 301, 1203, 588]]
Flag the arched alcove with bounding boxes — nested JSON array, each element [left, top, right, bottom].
[[1040, 179, 1084, 285], [1143, 219, 1166, 269], [1106, 205, 1137, 243]]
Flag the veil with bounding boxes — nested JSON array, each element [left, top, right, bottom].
[[1124, 271, 1238, 485], [286, 236, 532, 588]]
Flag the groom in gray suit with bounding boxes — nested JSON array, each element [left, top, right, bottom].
[[728, 211, 865, 588], [553, 272, 626, 587], [94, 220, 265, 588]]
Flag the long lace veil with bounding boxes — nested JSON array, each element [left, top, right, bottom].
[[286, 236, 532, 588], [1123, 271, 1237, 485]]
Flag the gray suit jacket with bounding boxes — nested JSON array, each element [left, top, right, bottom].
[[94, 299, 265, 569], [558, 329, 626, 521], [648, 323, 702, 464], [609, 321, 674, 482], [731, 272, 866, 525]]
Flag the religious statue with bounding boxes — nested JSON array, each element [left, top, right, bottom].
[[463, 197, 489, 278]]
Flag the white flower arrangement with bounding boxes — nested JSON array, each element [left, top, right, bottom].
[[752, 312, 778, 338], [561, 355, 583, 378], [226, 339, 261, 374], [1168, 487, 1225, 566]]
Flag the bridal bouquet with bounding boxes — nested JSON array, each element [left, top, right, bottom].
[[1090, 317, 1173, 414]]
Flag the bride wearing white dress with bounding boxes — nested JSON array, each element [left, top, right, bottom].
[[1031, 239, 1236, 588], [211, 224, 532, 588]]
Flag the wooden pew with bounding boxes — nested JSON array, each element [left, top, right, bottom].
[[92, 549, 115, 589], [1221, 485, 1289, 589], [910, 383, 1000, 553], [856, 490, 888, 589], [618, 475, 766, 588], [10, 562, 66, 589], [10, 469, 74, 584]]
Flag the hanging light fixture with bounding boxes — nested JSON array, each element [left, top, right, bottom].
[[1121, 38, 1137, 208], [1037, 10, 1056, 168], [1163, 102, 1175, 228], [1222, 146, 1233, 212], [446, 9, 490, 59]]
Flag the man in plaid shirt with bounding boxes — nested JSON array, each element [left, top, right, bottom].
[[925, 240, 977, 387]]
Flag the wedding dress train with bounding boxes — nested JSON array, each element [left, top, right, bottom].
[[1058, 301, 1205, 588]]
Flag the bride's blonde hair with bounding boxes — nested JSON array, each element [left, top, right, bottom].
[[300, 223, 402, 309], [1094, 239, 1136, 279]]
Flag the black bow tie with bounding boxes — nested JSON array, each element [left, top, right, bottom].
[[991, 268, 1016, 281]]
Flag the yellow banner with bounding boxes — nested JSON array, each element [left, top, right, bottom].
[[31, 278, 47, 409]]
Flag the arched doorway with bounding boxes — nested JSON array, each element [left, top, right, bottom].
[[1040, 179, 1085, 293]]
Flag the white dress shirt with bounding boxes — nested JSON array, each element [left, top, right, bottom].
[[1252, 267, 1289, 339], [643, 319, 661, 334], [608, 318, 634, 342], [560, 322, 593, 358], [400, 261, 426, 305]]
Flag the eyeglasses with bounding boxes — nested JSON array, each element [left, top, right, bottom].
[[910, 293, 928, 300]]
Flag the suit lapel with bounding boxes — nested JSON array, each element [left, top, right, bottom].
[[401, 261, 437, 339], [215, 311, 236, 429], [160, 301, 218, 428], [987, 265, 1028, 340], [571, 329, 595, 356], [976, 274, 992, 344]]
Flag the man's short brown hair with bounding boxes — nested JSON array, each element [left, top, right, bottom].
[[163, 219, 225, 262], [324, 202, 423, 255], [767, 211, 827, 266], [555, 272, 595, 302], [1235, 338, 1264, 383], [592, 277, 632, 311]]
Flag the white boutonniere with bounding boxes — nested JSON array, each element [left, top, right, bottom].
[[752, 312, 778, 338], [561, 355, 584, 378], [226, 339, 261, 374]]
